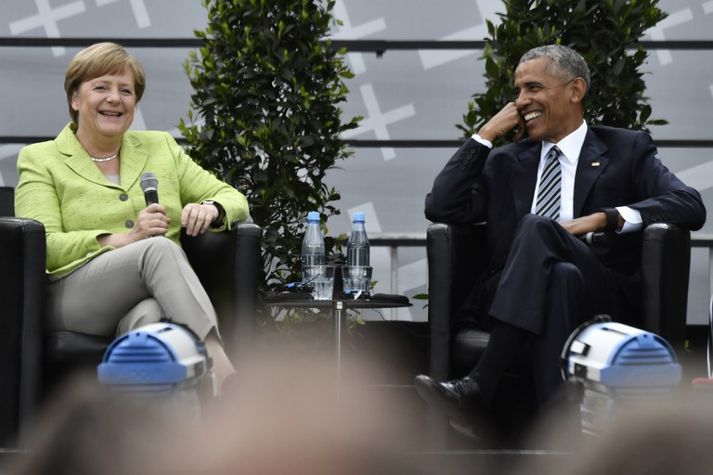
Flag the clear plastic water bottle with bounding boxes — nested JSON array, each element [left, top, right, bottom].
[[301, 211, 325, 283], [347, 212, 370, 267]]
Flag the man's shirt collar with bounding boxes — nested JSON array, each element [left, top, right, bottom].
[[541, 120, 587, 164]]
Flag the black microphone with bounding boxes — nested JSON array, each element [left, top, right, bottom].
[[140, 172, 159, 206]]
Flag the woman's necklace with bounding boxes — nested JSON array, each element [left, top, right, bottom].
[[90, 151, 119, 163]]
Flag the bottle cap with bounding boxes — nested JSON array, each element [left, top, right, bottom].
[[307, 211, 320, 222], [352, 212, 365, 223]]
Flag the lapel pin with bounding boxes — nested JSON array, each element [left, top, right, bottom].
[[591, 161, 600, 167]]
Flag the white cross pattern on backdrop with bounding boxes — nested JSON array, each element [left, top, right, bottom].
[[340, 84, 415, 161], [331, 0, 386, 76], [8, 0, 152, 57], [9, 0, 86, 57], [95, 0, 151, 29], [418, 0, 499, 70], [645, 8, 694, 66]]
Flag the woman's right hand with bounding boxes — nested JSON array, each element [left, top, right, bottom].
[[98, 203, 170, 248], [131, 203, 170, 240]]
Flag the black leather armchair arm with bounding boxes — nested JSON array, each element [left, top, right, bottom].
[[0, 217, 46, 445], [180, 223, 262, 356], [426, 222, 692, 380], [426, 223, 488, 380], [641, 223, 691, 348]]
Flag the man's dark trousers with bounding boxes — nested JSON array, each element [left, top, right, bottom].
[[473, 214, 616, 407]]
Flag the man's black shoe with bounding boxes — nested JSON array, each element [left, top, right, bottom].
[[414, 375, 496, 439], [414, 375, 481, 419]]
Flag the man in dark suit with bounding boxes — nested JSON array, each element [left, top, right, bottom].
[[415, 45, 706, 435]]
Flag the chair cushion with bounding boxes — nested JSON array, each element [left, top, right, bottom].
[[46, 331, 112, 370], [451, 328, 490, 375]]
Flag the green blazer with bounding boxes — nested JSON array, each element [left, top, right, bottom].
[[15, 123, 249, 277]]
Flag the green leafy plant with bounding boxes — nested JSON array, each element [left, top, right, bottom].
[[180, 0, 360, 289], [459, 0, 667, 143]]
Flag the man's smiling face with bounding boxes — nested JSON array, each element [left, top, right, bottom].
[[513, 57, 585, 143]]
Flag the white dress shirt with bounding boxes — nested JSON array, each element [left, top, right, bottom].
[[471, 122, 642, 232]]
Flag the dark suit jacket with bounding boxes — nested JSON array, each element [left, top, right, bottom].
[[425, 126, 706, 324]]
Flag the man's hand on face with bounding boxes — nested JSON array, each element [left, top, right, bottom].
[[477, 102, 526, 143]]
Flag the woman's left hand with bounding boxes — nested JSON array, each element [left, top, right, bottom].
[[181, 203, 219, 236]]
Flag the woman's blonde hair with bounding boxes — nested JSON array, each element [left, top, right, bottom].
[[64, 42, 146, 124]]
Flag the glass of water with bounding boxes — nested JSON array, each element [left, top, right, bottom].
[[307, 265, 335, 300], [341, 265, 372, 295]]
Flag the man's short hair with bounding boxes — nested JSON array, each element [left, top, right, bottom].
[[519, 45, 590, 93]]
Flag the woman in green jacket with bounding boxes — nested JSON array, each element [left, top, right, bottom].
[[15, 42, 249, 393]]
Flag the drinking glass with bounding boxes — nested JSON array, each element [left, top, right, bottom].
[[341, 265, 372, 295], [307, 265, 335, 300]]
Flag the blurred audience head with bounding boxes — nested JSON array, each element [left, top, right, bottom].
[[525, 391, 713, 475], [5, 373, 184, 475], [567, 398, 713, 475], [193, 350, 430, 474], [5, 351, 438, 475]]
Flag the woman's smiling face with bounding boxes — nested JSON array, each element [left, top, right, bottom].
[[71, 69, 136, 142]]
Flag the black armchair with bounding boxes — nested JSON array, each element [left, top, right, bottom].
[[0, 186, 262, 444], [426, 221, 692, 383], [425, 221, 692, 442]]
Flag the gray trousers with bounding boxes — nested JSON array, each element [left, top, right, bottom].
[[47, 237, 219, 340]]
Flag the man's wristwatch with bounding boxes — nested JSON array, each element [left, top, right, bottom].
[[201, 200, 226, 228], [600, 207, 620, 232]]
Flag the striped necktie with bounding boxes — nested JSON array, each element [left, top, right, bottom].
[[535, 146, 562, 220]]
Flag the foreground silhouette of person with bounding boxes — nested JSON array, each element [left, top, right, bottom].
[[7, 353, 457, 474], [523, 393, 713, 475]]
